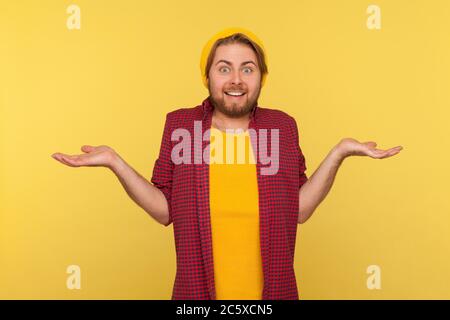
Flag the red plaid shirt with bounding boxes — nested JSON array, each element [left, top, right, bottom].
[[151, 97, 308, 300]]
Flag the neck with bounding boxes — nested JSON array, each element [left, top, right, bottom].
[[211, 109, 251, 132]]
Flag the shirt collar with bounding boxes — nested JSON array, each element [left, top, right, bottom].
[[201, 96, 258, 122]]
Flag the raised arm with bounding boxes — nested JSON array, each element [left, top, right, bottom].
[[298, 138, 403, 224], [51, 145, 170, 226]]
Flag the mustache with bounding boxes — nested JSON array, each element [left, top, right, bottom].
[[224, 87, 246, 91]]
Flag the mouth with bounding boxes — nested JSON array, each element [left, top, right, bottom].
[[224, 91, 246, 98]]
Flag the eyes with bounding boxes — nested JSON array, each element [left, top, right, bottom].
[[218, 66, 254, 74]]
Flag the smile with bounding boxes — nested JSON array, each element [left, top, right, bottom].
[[225, 91, 246, 97]]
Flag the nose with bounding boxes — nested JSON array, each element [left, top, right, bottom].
[[230, 70, 243, 85]]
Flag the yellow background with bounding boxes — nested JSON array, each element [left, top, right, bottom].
[[1, 0, 449, 299]]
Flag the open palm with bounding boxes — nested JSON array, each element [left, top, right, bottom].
[[52, 145, 115, 168], [338, 138, 403, 159]]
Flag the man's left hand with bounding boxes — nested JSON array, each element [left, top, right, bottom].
[[335, 138, 403, 160]]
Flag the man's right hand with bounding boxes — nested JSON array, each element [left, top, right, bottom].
[[52, 145, 117, 169], [51, 145, 170, 226]]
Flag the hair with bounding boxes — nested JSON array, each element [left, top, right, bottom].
[[205, 33, 268, 85]]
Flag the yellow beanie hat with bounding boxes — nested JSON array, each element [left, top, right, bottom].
[[199, 27, 268, 89]]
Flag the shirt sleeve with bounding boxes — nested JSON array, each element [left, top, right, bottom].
[[151, 113, 174, 226], [290, 116, 308, 189]]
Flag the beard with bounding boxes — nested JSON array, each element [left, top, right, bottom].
[[208, 83, 260, 119]]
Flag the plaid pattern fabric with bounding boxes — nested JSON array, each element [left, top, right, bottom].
[[151, 97, 308, 300]]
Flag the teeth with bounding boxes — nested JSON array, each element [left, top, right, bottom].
[[225, 92, 245, 96]]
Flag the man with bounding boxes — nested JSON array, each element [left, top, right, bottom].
[[52, 27, 403, 300]]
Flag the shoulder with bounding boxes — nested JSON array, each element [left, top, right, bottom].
[[256, 106, 298, 128], [164, 104, 204, 127]]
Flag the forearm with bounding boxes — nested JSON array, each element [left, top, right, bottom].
[[109, 153, 169, 225], [298, 144, 345, 223]]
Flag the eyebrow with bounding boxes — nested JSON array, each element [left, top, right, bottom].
[[215, 60, 258, 67]]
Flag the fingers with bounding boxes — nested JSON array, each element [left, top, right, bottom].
[[60, 155, 79, 167], [51, 153, 83, 167], [385, 146, 403, 157], [81, 145, 95, 153], [367, 149, 386, 158], [52, 145, 96, 167], [371, 146, 403, 159], [52, 153, 65, 163]]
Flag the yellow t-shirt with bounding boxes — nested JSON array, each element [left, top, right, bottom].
[[209, 126, 264, 300]]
